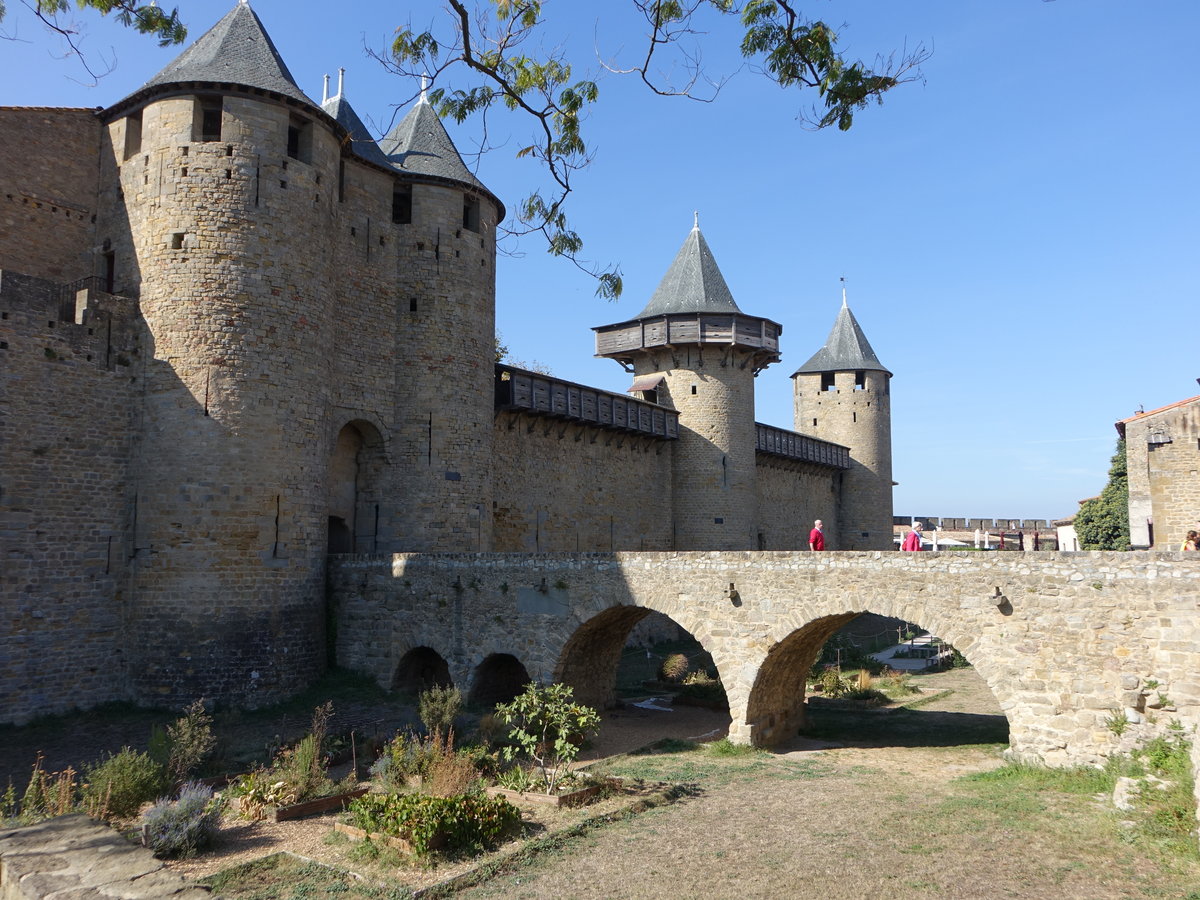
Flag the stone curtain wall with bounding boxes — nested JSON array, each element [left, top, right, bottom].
[[492, 412, 675, 551], [0, 273, 142, 723], [755, 458, 840, 550], [331, 550, 1200, 769], [0, 109, 100, 284]]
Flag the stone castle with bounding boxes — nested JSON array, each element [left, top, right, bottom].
[[0, 2, 895, 724]]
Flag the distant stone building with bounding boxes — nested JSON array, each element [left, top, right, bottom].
[[1118, 393, 1200, 549], [0, 2, 894, 723]]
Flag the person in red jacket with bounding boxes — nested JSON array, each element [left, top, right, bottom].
[[808, 519, 825, 551], [902, 522, 925, 551]]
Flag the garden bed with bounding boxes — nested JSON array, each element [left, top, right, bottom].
[[486, 779, 611, 808], [227, 788, 369, 823]]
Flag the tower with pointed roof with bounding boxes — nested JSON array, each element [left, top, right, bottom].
[[594, 218, 781, 550], [792, 291, 893, 550], [81, 0, 502, 707]]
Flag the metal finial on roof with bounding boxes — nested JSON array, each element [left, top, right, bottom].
[[420, 74, 430, 103], [238, 0, 248, 5], [336, 67, 345, 100], [693, 210, 699, 230], [840, 275, 847, 308], [322, 73, 329, 103]]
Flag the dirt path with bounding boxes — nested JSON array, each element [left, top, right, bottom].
[[454, 669, 1200, 900]]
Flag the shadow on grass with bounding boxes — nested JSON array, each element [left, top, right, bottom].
[[796, 706, 1009, 750]]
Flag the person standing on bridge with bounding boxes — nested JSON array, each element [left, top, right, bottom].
[[1183, 530, 1199, 551], [808, 519, 825, 551], [902, 522, 925, 551]]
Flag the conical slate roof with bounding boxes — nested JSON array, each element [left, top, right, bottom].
[[380, 98, 487, 192], [126, 1, 316, 110], [792, 299, 890, 376], [322, 95, 391, 169], [635, 222, 742, 318]]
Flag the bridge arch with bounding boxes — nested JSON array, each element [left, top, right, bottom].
[[392, 645, 452, 695], [469, 653, 531, 707]]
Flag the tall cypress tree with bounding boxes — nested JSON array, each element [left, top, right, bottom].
[[1074, 439, 1131, 550]]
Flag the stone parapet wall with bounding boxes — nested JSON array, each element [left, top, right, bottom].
[[331, 550, 1200, 770]]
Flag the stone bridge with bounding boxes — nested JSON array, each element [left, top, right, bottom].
[[330, 550, 1200, 812], [331, 551, 1200, 760]]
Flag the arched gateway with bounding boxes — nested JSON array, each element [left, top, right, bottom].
[[331, 551, 1200, 816]]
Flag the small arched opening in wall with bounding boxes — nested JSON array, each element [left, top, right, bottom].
[[327, 420, 387, 554], [554, 606, 732, 747], [745, 612, 1008, 751], [468, 653, 531, 708], [392, 646, 452, 696]]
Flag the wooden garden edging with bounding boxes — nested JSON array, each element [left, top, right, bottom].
[[486, 781, 608, 809], [228, 788, 369, 822]]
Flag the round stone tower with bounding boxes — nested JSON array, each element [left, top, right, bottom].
[[376, 87, 503, 553], [96, 1, 362, 707], [594, 218, 781, 550], [791, 291, 893, 550]]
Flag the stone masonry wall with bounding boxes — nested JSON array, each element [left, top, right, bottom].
[[331, 550, 1200, 771], [0, 272, 141, 724], [0, 108, 100, 284], [794, 370, 893, 550], [1124, 401, 1200, 549], [99, 93, 341, 708], [755, 457, 840, 550], [492, 411, 674, 551]]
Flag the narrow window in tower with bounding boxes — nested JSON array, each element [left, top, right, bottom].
[[463, 195, 481, 233], [821, 372, 835, 391], [194, 96, 222, 142], [287, 115, 312, 163], [337, 161, 345, 202], [852, 411, 857, 423], [171, 232, 185, 250], [855, 370, 866, 390], [103, 251, 116, 293], [123, 109, 143, 160], [691, 385, 697, 395], [392, 183, 412, 224]]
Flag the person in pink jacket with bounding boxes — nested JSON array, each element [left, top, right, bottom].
[[902, 522, 925, 551]]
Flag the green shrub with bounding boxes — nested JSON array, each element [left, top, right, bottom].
[[675, 679, 728, 706], [166, 699, 217, 782], [82, 748, 167, 819], [496, 682, 600, 794], [6, 755, 79, 824], [659, 653, 689, 683], [419, 685, 463, 739], [347, 792, 520, 857], [817, 668, 851, 698], [140, 782, 224, 858]]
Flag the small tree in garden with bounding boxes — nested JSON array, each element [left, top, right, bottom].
[[495, 683, 600, 795], [419, 685, 463, 740]]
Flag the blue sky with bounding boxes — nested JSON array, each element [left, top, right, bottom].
[[4, 1, 1197, 521]]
